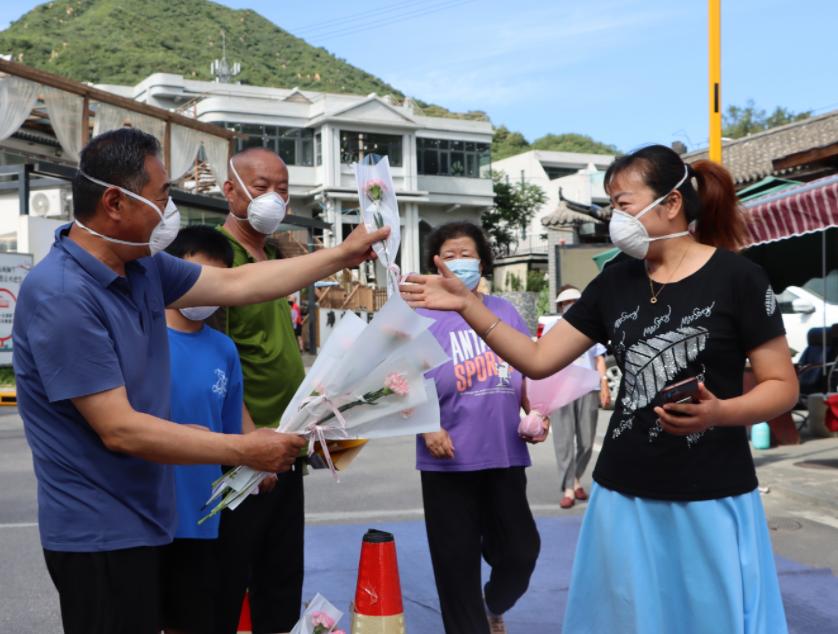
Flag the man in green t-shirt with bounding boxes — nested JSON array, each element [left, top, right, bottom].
[[213, 148, 308, 634]]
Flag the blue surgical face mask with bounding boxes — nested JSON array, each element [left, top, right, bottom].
[[445, 258, 481, 290]]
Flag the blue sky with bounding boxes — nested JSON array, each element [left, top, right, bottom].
[[2, 0, 836, 153]]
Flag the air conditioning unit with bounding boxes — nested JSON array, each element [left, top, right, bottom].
[[29, 189, 67, 218]]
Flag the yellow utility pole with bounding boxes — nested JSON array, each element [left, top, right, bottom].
[[709, 0, 722, 163]]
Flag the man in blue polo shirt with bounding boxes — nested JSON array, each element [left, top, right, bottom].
[[12, 128, 388, 634]]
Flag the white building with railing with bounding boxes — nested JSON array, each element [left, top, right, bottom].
[[96, 73, 496, 278], [492, 150, 614, 254], [490, 149, 614, 290]]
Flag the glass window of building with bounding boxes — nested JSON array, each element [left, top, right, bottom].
[[542, 166, 578, 180], [339, 131, 403, 167], [222, 123, 316, 167], [417, 138, 490, 178], [314, 132, 322, 166]]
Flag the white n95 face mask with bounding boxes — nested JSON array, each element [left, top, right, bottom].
[[75, 171, 181, 256], [608, 165, 690, 259], [179, 305, 219, 322], [228, 159, 287, 235]]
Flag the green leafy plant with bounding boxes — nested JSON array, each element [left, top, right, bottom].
[[526, 270, 547, 293], [505, 272, 523, 292], [0, 366, 14, 386], [723, 100, 811, 139], [484, 172, 547, 257], [536, 286, 551, 318]]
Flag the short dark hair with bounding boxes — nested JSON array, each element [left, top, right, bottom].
[[165, 225, 234, 268], [72, 128, 162, 221], [424, 221, 493, 274]]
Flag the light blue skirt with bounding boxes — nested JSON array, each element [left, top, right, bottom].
[[563, 484, 788, 634]]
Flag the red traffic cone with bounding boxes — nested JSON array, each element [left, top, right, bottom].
[[351, 529, 406, 633], [237, 591, 252, 633]]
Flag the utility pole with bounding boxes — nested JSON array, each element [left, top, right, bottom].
[[709, 0, 722, 163]]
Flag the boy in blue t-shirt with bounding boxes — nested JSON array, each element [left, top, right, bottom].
[[161, 225, 246, 634]]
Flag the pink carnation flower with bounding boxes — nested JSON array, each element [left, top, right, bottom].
[[365, 179, 387, 202], [365, 178, 387, 192], [518, 410, 548, 442], [384, 372, 410, 397], [311, 611, 335, 629]]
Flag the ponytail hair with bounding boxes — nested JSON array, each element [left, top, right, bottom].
[[689, 159, 748, 251], [605, 144, 748, 251]]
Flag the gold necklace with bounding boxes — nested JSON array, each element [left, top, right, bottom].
[[647, 246, 690, 304]]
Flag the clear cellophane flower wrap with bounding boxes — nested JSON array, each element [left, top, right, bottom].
[[519, 365, 601, 440], [354, 154, 401, 295], [201, 295, 448, 523], [290, 593, 345, 634]]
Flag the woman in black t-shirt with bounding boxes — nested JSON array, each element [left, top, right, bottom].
[[401, 145, 797, 633]]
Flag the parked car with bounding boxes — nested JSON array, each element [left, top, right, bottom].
[[776, 278, 838, 362]]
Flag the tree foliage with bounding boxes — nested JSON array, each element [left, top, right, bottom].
[[492, 127, 619, 161], [492, 125, 531, 161], [722, 100, 811, 139], [483, 171, 547, 257], [529, 133, 619, 155]]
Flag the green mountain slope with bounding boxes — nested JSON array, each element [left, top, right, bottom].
[[0, 0, 620, 154], [0, 0, 403, 96]]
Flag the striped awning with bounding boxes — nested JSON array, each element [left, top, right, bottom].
[[742, 174, 838, 247]]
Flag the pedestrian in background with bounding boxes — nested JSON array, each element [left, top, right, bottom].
[[545, 285, 611, 509]]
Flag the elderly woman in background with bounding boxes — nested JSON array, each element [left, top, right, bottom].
[[416, 221, 546, 634]]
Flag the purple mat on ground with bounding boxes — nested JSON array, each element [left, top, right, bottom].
[[302, 516, 838, 633]]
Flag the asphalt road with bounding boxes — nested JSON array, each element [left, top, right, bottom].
[[2, 408, 837, 633]]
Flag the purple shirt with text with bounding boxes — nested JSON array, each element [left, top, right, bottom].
[[416, 295, 531, 472]]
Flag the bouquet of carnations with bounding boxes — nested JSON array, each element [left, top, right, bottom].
[[200, 294, 448, 523], [290, 594, 345, 634], [354, 154, 401, 295]]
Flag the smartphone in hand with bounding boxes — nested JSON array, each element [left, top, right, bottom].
[[658, 377, 700, 409]]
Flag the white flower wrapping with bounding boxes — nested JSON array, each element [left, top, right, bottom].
[[290, 593, 344, 634], [354, 155, 402, 295], [200, 295, 448, 523]]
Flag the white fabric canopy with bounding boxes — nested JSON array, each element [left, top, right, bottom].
[[202, 134, 229, 186], [170, 124, 204, 180], [93, 102, 166, 147], [0, 76, 39, 142], [42, 86, 85, 162]]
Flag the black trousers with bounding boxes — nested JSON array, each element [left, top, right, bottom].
[[421, 468, 540, 634], [44, 545, 161, 634], [214, 460, 305, 634]]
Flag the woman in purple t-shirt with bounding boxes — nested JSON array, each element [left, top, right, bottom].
[[416, 222, 548, 634]]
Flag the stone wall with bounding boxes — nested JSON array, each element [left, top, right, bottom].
[[495, 291, 538, 335]]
